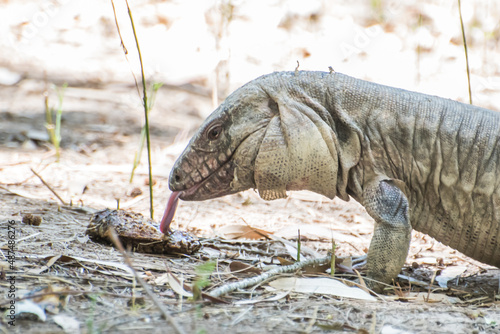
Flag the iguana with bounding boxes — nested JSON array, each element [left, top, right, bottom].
[[160, 71, 500, 291]]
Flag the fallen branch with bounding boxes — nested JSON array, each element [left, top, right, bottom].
[[108, 229, 185, 334], [209, 255, 332, 298]]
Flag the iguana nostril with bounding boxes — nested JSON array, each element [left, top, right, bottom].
[[174, 173, 181, 182]]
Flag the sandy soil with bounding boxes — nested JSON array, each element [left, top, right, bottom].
[[1, 1, 499, 333]]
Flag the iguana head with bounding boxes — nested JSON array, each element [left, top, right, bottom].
[[160, 71, 360, 233], [159, 78, 273, 232]]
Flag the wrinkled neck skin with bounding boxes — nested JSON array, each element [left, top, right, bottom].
[[252, 71, 364, 202]]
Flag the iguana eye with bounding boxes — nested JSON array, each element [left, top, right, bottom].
[[207, 124, 222, 141]]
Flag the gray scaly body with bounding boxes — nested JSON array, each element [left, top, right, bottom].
[[161, 71, 500, 291]]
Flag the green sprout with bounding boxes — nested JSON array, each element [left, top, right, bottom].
[[192, 261, 216, 301], [44, 83, 67, 162]]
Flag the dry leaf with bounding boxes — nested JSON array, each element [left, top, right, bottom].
[[235, 290, 291, 305], [353, 269, 370, 294], [165, 272, 193, 298], [217, 224, 272, 240], [54, 255, 132, 275], [276, 257, 295, 265], [269, 277, 376, 301], [32, 285, 71, 314], [229, 261, 262, 275], [270, 235, 322, 258], [12, 300, 46, 321], [283, 242, 299, 260], [28, 254, 63, 275], [53, 314, 81, 333], [435, 266, 468, 288], [302, 262, 331, 274], [45, 255, 62, 267]]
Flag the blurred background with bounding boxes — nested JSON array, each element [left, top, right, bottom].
[[1, 0, 499, 221], [2, 0, 499, 104]]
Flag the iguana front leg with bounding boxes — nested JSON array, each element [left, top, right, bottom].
[[362, 179, 412, 291]]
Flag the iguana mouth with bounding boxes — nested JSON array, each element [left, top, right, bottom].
[[160, 124, 267, 234], [160, 160, 235, 233]]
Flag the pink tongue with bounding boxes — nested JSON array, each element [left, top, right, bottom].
[[159, 191, 181, 234]]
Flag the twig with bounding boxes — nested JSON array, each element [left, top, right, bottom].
[[110, 0, 154, 218], [425, 269, 438, 302], [108, 229, 185, 334], [30, 168, 67, 205], [209, 255, 332, 298], [458, 0, 473, 104], [125, 0, 155, 219], [110, 0, 140, 97]]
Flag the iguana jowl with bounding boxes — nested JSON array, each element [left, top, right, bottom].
[[160, 71, 500, 290]]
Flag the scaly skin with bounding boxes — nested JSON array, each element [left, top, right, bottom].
[[163, 71, 500, 292]]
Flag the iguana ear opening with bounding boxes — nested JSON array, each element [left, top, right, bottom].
[[254, 97, 339, 201]]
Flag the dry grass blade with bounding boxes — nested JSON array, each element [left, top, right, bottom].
[[107, 228, 186, 334], [30, 168, 67, 205], [458, 0, 473, 104], [426, 269, 438, 303], [209, 255, 332, 298]]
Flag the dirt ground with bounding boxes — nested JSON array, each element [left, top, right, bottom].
[[1, 1, 500, 333]]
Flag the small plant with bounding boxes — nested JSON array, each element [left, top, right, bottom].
[[191, 261, 215, 334], [85, 294, 105, 334], [296, 229, 301, 262], [44, 83, 67, 161], [330, 240, 336, 276], [130, 82, 163, 183], [370, 0, 384, 22], [192, 261, 216, 301]]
